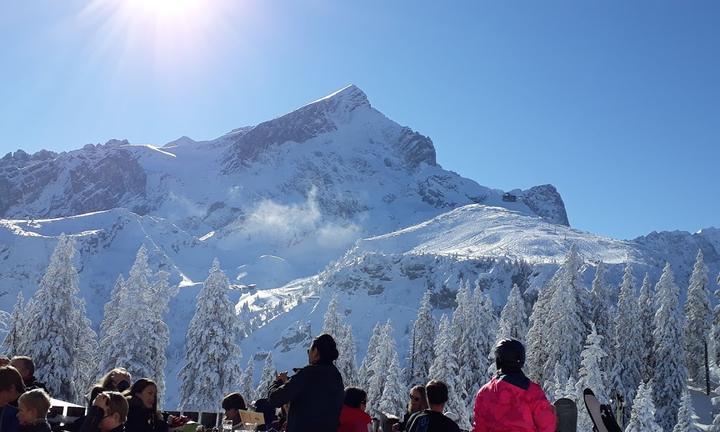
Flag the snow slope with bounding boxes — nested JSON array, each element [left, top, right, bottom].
[[233, 204, 719, 411]]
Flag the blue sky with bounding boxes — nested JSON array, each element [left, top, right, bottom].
[[1, 1, 718, 240]]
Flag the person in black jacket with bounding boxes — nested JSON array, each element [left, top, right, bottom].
[[268, 334, 344, 432], [124, 379, 168, 432], [79, 391, 127, 432], [10, 358, 49, 395], [406, 380, 460, 432]]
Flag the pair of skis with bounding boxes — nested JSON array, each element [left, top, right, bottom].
[[554, 388, 622, 432]]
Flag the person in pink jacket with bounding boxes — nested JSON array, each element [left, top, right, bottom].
[[472, 339, 556, 432]]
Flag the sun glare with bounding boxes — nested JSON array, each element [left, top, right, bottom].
[[126, 0, 203, 19], [78, 0, 240, 81]]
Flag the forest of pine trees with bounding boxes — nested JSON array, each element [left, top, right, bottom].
[[3, 238, 720, 431]]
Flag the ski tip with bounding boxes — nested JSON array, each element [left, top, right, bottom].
[[583, 388, 595, 396]]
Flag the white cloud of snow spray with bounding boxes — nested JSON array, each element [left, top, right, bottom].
[[243, 186, 361, 250]]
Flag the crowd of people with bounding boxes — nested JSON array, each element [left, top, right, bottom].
[[0, 334, 557, 432]]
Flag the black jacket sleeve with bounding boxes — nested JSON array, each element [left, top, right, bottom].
[[267, 368, 308, 407], [78, 406, 103, 432]]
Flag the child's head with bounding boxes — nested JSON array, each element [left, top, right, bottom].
[[0, 366, 25, 406], [95, 391, 128, 432], [17, 389, 50, 425]]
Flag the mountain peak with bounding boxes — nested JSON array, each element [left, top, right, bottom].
[[302, 84, 369, 112], [222, 85, 372, 169]]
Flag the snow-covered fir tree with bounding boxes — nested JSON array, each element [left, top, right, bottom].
[[337, 323, 360, 386], [23, 235, 98, 403], [576, 323, 608, 432], [255, 353, 276, 400], [377, 348, 405, 417], [525, 264, 561, 383], [322, 294, 343, 337], [178, 259, 243, 411], [549, 362, 575, 401], [100, 276, 126, 341], [497, 284, 528, 342], [359, 322, 384, 391], [98, 275, 127, 371], [450, 281, 472, 403], [652, 262, 687, 431], [671, 390, 699, 432], [527, 246, 587, 385], [322, 295, 359, 386], [407, 290, 436, 386], [98, 245, 174, 402], [240, 357, 256, 404], [490, 283, 527, 376], [683, 250, 711, 386], [638, 273, 656, 382], [1, 292, 26, 357], [473, 283, 498, 383], [428, 315, 470, 430], [625, 382, 663, 432], [366, 321, 398, 416], [609, 264, 643, 417], [452, 281, 496, 404], [590, 262, 613, 355]]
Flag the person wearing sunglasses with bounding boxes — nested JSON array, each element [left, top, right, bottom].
[[393, 386, 428, 431]]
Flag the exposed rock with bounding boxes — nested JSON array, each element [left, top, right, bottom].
[[521, 184, 570, 226]]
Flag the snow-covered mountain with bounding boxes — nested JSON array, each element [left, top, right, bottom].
[[0, 85, 717, 408], [0, 85, 568, 289]]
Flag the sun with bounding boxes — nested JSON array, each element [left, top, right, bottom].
[[125, 0, 203, 19], [78, 0, 238, 77]]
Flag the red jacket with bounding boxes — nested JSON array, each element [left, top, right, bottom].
[[337, 405, 372, 432], [473, 374, 556, 432]]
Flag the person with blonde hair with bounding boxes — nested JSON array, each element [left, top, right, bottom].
[[17, 389, 51, 432], [90, 368, 132, 402]]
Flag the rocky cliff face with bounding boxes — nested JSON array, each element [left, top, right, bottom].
[[521, 184, 570, 226], [0, 141, 147, 218]]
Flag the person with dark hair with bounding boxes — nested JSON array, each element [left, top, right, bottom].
[[124, 379, 168, 432], [268, 334, 344, 432], [0, 365, 25, 432], [221, 393, 247, 427], [10, 357, 48, 394], [337, 387, 371, 432], [393, 385, 428, 431], [78, 392, 128, 432], [472, 339, 556, 432], [406, 380, 460, 432]]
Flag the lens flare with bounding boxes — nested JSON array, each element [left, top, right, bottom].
[[78, 0, 239, 83]]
